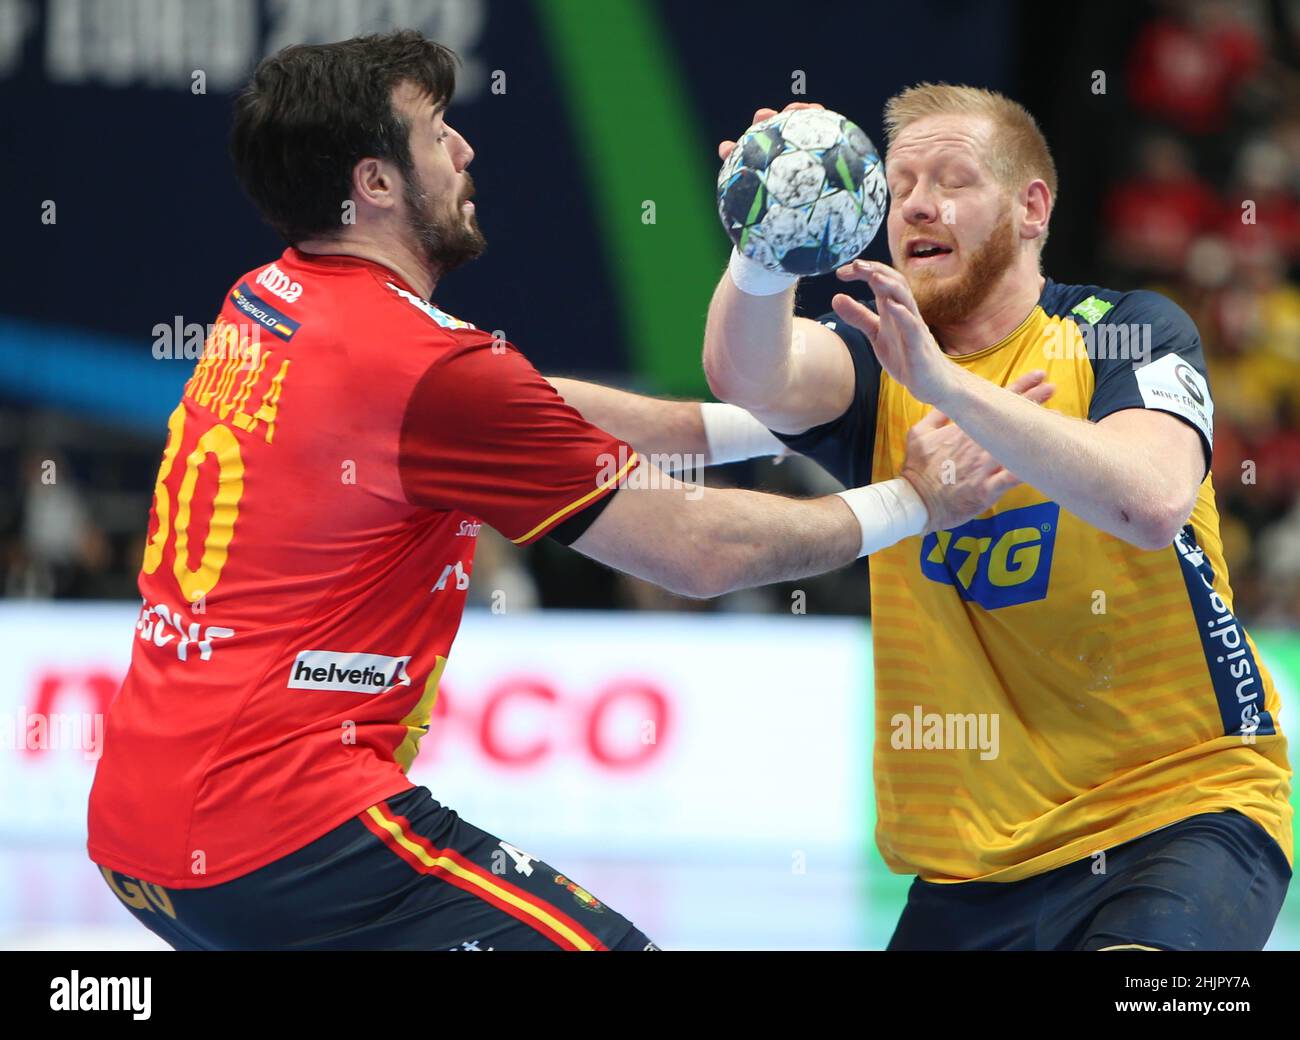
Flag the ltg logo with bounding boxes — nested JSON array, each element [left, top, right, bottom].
[[919, 502, 1060, 609]]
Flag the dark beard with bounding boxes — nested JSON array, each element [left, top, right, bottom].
[[403, 169, 487, 279], [910, 205, 1017, 328]]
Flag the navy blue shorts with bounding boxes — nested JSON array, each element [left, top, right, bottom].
[[97, 786, 656, 951], [887, 809, 1292, 950]]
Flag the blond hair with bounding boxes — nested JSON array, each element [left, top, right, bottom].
[[883, 83, 1057, 242]]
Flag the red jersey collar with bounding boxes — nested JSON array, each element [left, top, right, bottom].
[[282, 247, 421, 297]]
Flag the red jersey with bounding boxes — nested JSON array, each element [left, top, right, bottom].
[[87, 248, 635, 887]]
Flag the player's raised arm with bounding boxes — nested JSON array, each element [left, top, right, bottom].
[[702, 261, 855, 435], [835, 262, 1209, 551], [702, 104, 879, 435]]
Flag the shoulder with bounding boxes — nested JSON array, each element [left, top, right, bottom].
[[1042, 278, 1199, 343], [356, 275, 512, 392], [366, 274, 495, 349]]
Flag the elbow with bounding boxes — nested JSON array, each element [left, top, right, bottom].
[[701, 352, 783, 417], [1125, 495, 1196, 552], [701, 346, 738, 404], [647, 487, 748, 598], [660, 539, 739, 600], [701, 339, 769, 411], [700, 311, 729, 398], [1128, 521, 1179, 554], [669, 555, 734, 600]]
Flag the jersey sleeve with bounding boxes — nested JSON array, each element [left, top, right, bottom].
[[768, 311, 883, 488], [398, 340, 636, 545], [1085, 290, 1214, 474]]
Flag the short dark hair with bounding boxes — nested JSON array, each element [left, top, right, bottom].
[[230, 30, 459, 244]]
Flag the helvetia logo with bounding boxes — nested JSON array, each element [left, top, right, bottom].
[[287, 650, 413, 694]]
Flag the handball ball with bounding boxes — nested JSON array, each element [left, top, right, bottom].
[[717, 108, 886, 277]]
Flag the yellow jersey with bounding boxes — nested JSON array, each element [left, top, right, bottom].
[[778, 279, 1292, 883]]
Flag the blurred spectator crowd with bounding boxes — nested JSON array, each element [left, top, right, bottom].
[[1103, 0, 1300, 623]]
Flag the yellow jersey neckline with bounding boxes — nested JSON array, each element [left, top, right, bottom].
[[940, 302, 1044, 365]]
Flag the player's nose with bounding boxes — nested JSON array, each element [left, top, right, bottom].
[[900, 190, 938, 225], [453, 130, 474, 171]]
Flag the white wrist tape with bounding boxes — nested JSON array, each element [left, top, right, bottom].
[[835, 478, 929, 558], [700, 402, 786, 465], [727, 246, 799, 296]]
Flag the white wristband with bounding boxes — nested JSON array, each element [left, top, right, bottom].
[[700, 402, 786, 465], [835, 478, 929, 558], [727, 246, 799, 296]]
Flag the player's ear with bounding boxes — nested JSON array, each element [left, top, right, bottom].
[[352, 157, 399, 212], [1020, 179, 1051, 243]]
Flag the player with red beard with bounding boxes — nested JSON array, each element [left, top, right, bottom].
[[703, 87, 1291, 950]]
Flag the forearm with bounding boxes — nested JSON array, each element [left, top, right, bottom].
[[702, 257, 854, 431], [700, 478, 929, 595], [572, 466, 926, 599], [675, 485, 863, 596], [936, 368, 1181, 548], [702, 265, 797, 408], [548, 375, 785, 469], [547, 377, 708, 462]]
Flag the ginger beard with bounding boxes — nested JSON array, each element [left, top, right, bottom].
[[906, 198, 1017, 328], [403, 167, 487, 278]]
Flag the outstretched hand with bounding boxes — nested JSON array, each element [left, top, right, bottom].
[[831, 260, 957, 407], [901, 370, 1055, 533]]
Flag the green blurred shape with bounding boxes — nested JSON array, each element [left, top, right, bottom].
[[532, 0, 722, 395], [1257, 630, 1300, 822]]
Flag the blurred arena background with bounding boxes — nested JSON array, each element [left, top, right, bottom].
[[2, 0, 1300, 949]]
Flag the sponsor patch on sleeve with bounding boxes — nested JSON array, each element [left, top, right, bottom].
[[229, 282, 302, 341], [1133, 352, 1213, 446]]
